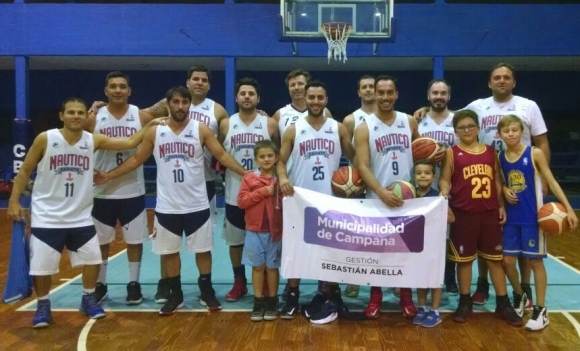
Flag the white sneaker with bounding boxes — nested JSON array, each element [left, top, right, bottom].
[[513, 291, 528, 318], [525, 306, 549, 331]]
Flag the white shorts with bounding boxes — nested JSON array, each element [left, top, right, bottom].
[[152, 209, 213, 255], [223, 204, 246, 246], [92, 196, 149, 245], [30, 226, 102, 275]]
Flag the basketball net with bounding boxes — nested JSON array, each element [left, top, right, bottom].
[[321, 22, 352, 64]]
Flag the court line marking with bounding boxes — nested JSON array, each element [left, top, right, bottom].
[[562, 312, 580, 340], [77, 319, 96, 351], [548, 253, 580, 276], [17, 248, 128, 312]]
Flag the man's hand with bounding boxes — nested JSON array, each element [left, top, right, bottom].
[[432, 143, 446, 163], [93, 169, 110, 186], [279, 178, 294, 196], [88, 101, 107, 115], [257, 110, 270, 117], [377, 188, 404, 208], [7, 202, 25, 222], [413, 107, 429, 123]]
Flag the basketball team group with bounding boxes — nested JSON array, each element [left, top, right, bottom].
[[6, 63, 578, 331]]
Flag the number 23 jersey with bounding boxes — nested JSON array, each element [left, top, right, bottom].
[[154, 121, 208, 214], [448, 144, 499, 212]]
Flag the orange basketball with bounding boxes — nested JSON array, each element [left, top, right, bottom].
[[538, 202, 569, 235], [387, 180, 416, 200], [331, 166, 365, 198], [412, 137, 438, 163]]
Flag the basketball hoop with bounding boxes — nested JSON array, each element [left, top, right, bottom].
[[321, 22, 352, 64]]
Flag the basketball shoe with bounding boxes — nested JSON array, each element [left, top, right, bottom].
[[453, 294, 473, 323], [94, 282, 108, 304], [521, 283, 534, 313], [399, 288, 418, 318], [225, 276, 247, 302], [281, 288, 299, 319], [264, 296, 279, 321], [126, 281, 143, 305], [525, 306, 549, 331], [32, 300, 52, 328], [200, 287, 222, 312], [512, 291, 528, 318], [80, 293, 106, 319], [159, 290, 184, 316], [364, 287, 382, 319], [472, 277, 489, 305], [495, 295, 523, 326], [251, 297, 266, 322], [155, 278, 170, 304]]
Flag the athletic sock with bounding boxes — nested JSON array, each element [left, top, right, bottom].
[[98, 260, 108, 284], [129, 261, 141, 282]]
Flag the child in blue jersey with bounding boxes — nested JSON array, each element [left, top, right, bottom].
[[412, 159, 455, 327], [498, 114, 578, 331]]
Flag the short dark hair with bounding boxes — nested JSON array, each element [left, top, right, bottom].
[[452, 109, 479, 129], [235, 77, 261, 96], [414, 158, 436, 172], [60, 97, 86, 113], [305, 80, 327, 95], [375, 75, 397, 90], [427, 79, 451, 94], [285, 69, 311, 86], [254, 139, 279, 157], [489, 63, 515, 80], [357, 75, 375, 89], [187, 65, 211, 81], [165, 86, 192, 103], [105, 71, 130, 86]]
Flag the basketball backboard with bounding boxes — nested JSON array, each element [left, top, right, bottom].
[[280, 0, 395, 43]]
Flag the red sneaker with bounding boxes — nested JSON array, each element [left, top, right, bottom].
[[399, 288, 417, 318], [225, 276, 248, 302], [364, 287, 383, 319]]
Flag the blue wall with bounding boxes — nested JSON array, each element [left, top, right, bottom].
[[1, 3, 580, 57]]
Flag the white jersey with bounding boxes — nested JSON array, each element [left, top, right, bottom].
[[223, 113, 271, 205], [32, 129, 95, 228], [278, 104, 308, 138], [352, 108, 372, 143], [365, 112, 413, 199], [465, 95, 547, 152], [188, 98, 219, 181], [153, 121, 208, 214], [288, 117, 342, 195], [93, 105, 145, 199], [418, 112, 456, 190]]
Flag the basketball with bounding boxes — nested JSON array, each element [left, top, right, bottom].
[[331, 166, 365, 198], [538, 202, 570, 235], [412, 137, 438, 163], [387, 180, 416, 200]]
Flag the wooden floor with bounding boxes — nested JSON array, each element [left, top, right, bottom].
[[1, 210, 580, 351]]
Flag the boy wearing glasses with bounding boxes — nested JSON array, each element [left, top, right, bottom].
[[439, 109, 522, 326]]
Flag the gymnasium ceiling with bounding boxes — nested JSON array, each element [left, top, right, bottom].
[[0, 56, 579, 71]]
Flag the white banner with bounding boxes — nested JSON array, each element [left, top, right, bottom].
[[281, 187, 448, 288]]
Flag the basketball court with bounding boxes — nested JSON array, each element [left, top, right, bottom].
[[2, 0, 580, 350]]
